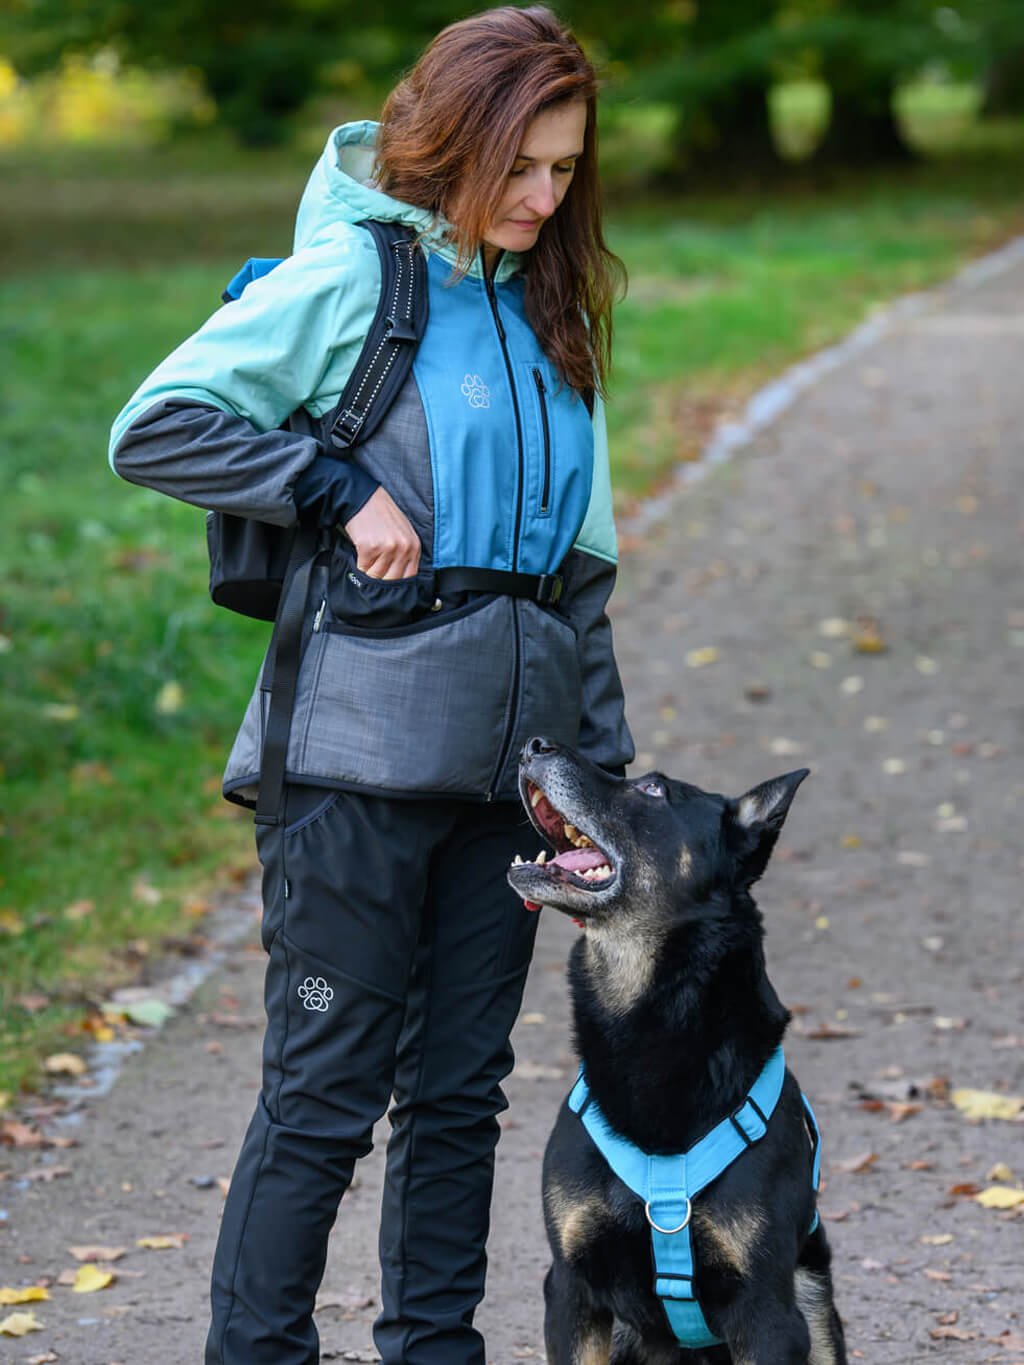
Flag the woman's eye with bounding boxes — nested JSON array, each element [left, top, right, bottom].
[[509, 166, 527, 178], [554, 163, 575, 175]]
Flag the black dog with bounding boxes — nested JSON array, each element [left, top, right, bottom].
[[508, 737, 846, 1365]]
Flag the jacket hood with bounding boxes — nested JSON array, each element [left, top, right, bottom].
[[293, 120, 524, 284]]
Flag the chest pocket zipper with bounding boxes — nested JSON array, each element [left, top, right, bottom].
[[532, 367, 552, 515]]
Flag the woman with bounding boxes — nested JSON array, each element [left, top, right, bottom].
[[109, 7, 633, 1363]]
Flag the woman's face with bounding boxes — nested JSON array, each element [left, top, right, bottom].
[[481, 99, 588, 268]]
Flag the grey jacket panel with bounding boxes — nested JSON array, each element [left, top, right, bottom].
[[111, 399, 322, 527], [559, 548, 635, 775]]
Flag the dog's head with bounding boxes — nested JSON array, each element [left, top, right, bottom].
[[507, 737, 808, 929]]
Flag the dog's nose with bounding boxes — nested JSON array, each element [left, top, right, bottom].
[[523, 735, 559, 759]]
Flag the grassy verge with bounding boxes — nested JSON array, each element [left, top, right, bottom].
[[2, 91, 1023, 1098]]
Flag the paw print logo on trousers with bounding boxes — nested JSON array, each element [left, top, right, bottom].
[[298, 976, 334, 1012], [461, 374, 490, 409]]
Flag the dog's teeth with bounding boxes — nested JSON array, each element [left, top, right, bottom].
[[530, 788, 543, 809], [595, 864, 611, 879], [577, 835, 594, 848], [536, 850, 548, 865], [564, 823, 578, 843]]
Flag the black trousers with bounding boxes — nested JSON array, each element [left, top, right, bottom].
[[205, 785, 539, 1365]]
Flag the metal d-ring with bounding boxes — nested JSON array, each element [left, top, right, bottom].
[[645, 1197, 692, 1235]]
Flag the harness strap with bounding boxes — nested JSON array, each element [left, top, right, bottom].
[[567, 1047, 788, 1350], [434, 565, 563, 605]]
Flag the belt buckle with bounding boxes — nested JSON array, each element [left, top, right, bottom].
[[537, 573, 562, 605]]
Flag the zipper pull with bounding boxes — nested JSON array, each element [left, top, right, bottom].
[[533, 367, 546, 396], [312, 598, 326, 633]]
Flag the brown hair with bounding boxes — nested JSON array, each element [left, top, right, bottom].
[[375, 5, 624, 398]]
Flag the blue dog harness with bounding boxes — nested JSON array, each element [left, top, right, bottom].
[[568, 1047, 822, 1350]]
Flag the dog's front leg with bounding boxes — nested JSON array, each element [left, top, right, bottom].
[[544, 1261, 613, 1365], [714, 1293, 814, 1365]]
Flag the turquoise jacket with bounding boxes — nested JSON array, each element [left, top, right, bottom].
[[110, 121, 633, 802]]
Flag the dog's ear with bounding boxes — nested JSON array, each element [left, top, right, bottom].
[[726, 769, 810, 886]]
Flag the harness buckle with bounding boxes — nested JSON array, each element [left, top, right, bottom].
[[645, 1197, 692, 1235], [729, 1095, 768, 1147]]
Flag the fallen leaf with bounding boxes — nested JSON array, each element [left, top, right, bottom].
[[920, 1233, 954, 1246], [520, 1013, 546, 1025], [832, 1151, 878, 1175], [216, 1177, 231, 1198], [0, 1287, 49, 1305], [26, 1352, 59, 1363], [975, 1186, 1024, 1210], [43, 1053, 87, 1078], [71, 1264, 115, 1294], [137, 1232, 189, 1250], [0, 1310, 44, 1336], [121, 999, 174, 1029], [799, 1021, 861, 1040], [0, 1120, 44, 1148], [154, 680, 185, 714], [924, 1269, 952, 1281], [24, 1165, 72, 1183], [68, 1245, 125, 1263], [131, 878, 163, 906], [685, 646, 719, 668], [930, 1326, 975, 1341], [62, 899, 94, 922], [987, 1163, 1015, 1183], [888, 1102, 923, 1123], [952, 1089, 1024, 1121], [949, 1182, 982, 1197], [936, 1310, 960, 1325]]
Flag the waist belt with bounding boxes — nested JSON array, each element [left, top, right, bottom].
[[568, 1047, 821, 1350], [434, 566, 563, 605]]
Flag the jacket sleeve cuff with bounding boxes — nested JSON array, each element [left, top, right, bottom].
[[293, 454, 380, 529]]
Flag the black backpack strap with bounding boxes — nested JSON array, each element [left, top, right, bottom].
[[254, 530, 328, 826], [329, 220, 428, 451]]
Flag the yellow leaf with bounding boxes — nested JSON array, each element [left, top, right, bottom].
[[0, 1310, 44, 1336], [0, 1287, 49, 1305], [920, 1233, 954, 1246], [0, 1090, 10, 1113], [840, 834, 862, 850], [951, 1088, 1024, 1122], [43, 1052, 87, 1077], [987, 1163, 1015, 1183], [137, 1232, 188, 1250], [975, 1186, 1024, 1210], [0, 909, 25, 936], [71, 1263, 115, 1294], [154, 680, 185, 715], [685, 646, 719, 668]]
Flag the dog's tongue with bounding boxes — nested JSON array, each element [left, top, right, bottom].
[[551, 847, 607, 873]]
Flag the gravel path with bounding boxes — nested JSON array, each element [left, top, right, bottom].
[[3, 246, 1022, 1364]]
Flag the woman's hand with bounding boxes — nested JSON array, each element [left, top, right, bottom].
[[343, 486, 421, 580]]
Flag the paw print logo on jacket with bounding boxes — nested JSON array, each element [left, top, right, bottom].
[[461, 374, 490, 409], [298, 976, 334, 1012]]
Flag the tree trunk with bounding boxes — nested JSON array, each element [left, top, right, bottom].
[[814, 71, 915, 167], [980, 48, 1024, 117], [665, 77, 782, 188]]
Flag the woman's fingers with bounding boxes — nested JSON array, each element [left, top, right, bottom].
[[343, 487, 421, 579]]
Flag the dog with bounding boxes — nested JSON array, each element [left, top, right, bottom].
[[507, 736, 846, 1364]]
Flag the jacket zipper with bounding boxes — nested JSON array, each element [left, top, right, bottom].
[[482, 250, 525, 798], [532, 367, 552, 513]]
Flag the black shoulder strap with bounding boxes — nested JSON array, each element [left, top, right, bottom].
[[328, 220, 429, 452]]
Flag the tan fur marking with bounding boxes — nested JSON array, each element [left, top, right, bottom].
[[678, 844, 693, 878], [544, 1182, 606, 1262], [795, 1267, 839, 1365], [691, 1205, 766, 1279], [576, 1330, 611, 1365], [583, 932, 659, 1015]]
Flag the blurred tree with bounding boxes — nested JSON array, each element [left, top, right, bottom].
[[976, 0, 1024, 115], [798, 0, 973, 166], [2, 0, 428, 144]]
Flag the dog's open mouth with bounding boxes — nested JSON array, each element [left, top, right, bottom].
[[509, 778, 617, 912]]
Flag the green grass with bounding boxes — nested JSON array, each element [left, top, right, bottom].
[[2, 85, 1023, 1097]]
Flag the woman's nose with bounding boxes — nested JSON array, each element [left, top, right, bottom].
[[524, 176, 556, 218]]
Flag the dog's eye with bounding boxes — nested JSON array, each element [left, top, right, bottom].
[[636, 778, 666, 798]]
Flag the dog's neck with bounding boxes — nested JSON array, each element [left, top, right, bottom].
[[570, 909, 789, 1154]]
